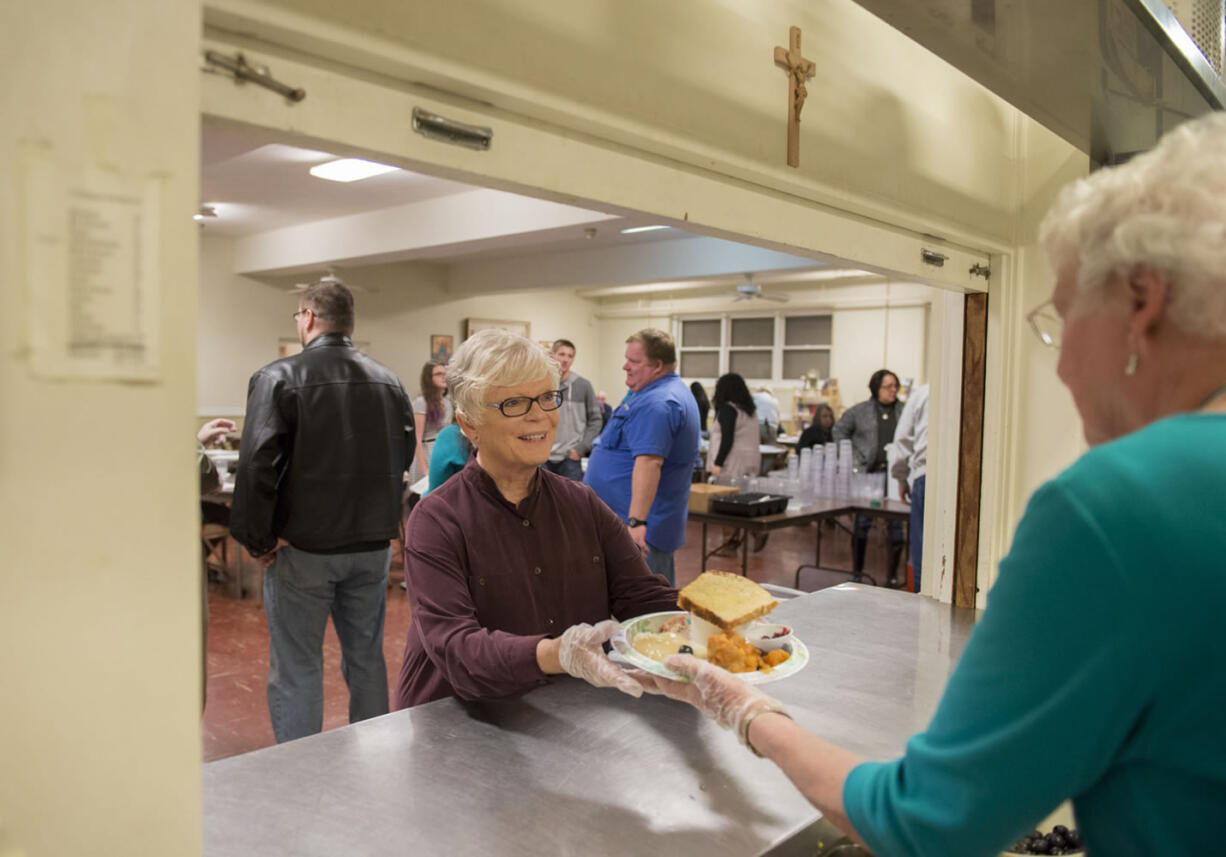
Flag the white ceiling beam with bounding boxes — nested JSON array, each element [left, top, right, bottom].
[[444, 235, 822, 295], [233, 188, 619, 276]]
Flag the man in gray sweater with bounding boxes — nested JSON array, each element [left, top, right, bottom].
[[544, 338, 603, 480]]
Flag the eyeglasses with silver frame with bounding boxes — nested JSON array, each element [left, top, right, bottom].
[[484, 390, 565, 417], [1026, 299, 1062, 348]]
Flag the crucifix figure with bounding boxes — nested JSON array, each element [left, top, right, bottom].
[[774, 26, 816, 168]]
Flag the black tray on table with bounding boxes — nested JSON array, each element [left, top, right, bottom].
[[708, 492, 789, 517]]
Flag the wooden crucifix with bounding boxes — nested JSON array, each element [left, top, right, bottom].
[[774, 26, 816, 168]]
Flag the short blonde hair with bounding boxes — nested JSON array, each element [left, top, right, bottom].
[[448, 328, 560, 425]]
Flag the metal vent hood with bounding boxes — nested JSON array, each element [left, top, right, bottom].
[[851, 0, 1226, 164]]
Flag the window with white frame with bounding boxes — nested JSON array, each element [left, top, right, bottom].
[[676, 313, 832, 381]]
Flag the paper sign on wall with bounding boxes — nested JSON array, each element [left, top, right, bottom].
[[25, 156, 160, 381]]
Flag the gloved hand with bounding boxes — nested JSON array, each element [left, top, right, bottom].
[[558, 619, 644, 698], [633, 654, 788, 751]]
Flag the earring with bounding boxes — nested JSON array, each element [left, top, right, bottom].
[[1124, 352, 1138, 376]]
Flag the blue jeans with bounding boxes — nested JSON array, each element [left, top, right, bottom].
[[909, 475, 925, 590], [645, 546, 675, 586], [263, 544, 391, 743], [542, 456, 584, 480]]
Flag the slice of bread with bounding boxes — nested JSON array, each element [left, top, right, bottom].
[[677, 570, 779, 630]]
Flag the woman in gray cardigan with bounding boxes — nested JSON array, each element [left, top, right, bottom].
[[833, 369, 906, 585]]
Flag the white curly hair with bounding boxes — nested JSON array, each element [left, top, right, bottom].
[[1039, 111, 1226, 340], [447, 328, 560, 426]]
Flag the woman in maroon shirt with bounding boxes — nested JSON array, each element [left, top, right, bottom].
[[395, 329, 680, 708]]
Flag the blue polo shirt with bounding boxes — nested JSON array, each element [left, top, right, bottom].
[[584, 373, 700, 553]]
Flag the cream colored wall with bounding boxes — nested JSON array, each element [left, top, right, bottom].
[[831, 306, 927, 404], [0, 1, 202, 855], [977, 120, 1089, 599], [197, 238, 604, 412], [198, 234, 303, 413]]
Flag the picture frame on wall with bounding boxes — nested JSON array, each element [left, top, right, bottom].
[[430, 334, 454, 364], [464, 318, 531, 340]]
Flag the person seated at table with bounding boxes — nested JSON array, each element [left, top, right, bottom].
[[632, 112, 1226, 856], [797, 403, 835, 451], [395, 328, 680, 708], [707, 372, 762, 556]]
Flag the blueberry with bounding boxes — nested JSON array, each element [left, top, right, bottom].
[[1066, 831, 1082, 849], [678, 645, 693, 654], [1053, 825, 1069, 836], [1029, 839, 1052, 855]]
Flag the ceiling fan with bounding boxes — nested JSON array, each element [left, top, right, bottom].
[[286, 269, 377, 294], [731, 275, 788, 303]]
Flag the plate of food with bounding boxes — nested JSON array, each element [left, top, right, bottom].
[[610, 571, 809, 684]]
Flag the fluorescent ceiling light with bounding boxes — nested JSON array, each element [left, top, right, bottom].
[[619, 225, 670, 234], [309, 158, 401, 183]]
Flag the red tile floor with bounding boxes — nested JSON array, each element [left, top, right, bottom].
[[202, 516, 902, 761]]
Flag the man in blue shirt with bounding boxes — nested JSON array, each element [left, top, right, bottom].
[[585, 329, 700, 585]]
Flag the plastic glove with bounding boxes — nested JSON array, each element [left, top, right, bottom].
[[633, 654, 787, 749], [558, 619, 644, 698]]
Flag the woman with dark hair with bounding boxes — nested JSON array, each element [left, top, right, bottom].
[[833, 368, 905, 584], [410, 361, 453, 483], [707, 372, 762, 556], [690, 381, 711, 434], [797, 403, 836, 450]]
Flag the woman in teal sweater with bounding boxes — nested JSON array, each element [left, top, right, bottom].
[[634, 112, 1226, 855]]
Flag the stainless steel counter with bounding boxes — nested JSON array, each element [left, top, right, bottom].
[[203, 584, 976, 856]]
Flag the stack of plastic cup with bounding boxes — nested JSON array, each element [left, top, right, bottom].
[[836, 440, 853, 496], [797, 448, 814, 502]]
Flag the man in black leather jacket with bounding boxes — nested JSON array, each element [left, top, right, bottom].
[[231, 279, 414, 742]]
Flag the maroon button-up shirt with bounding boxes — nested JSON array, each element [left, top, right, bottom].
[[394, 460, 680, 708]]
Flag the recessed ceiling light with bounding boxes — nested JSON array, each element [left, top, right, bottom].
[[309, 158, 401, 182], [619, 225, 670, 234]]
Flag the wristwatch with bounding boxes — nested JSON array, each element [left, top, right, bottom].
[[627, 517, 648, 528]]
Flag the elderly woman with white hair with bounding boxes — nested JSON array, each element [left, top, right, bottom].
[[633, 112, 1226, 855], [394, 328, 679, 709]]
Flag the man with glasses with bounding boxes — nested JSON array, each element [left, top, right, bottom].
[[833, 368, 907, 586], [232, 278, 414, 743], [584, 329, 701, 585]]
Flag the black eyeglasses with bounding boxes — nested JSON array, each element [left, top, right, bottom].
[[484, 390, 564, 417], [292, 308, 311, 320]]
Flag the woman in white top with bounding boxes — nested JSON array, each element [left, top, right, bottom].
[[410, 361, 454, 483]]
